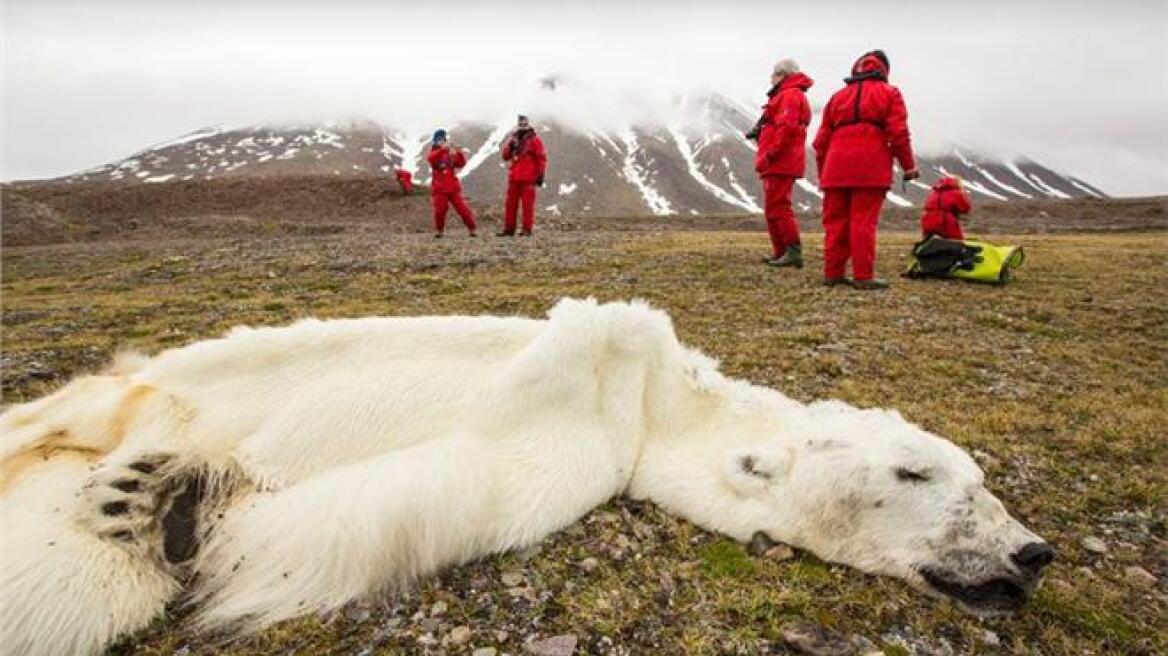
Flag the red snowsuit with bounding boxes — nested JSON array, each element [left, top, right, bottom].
[[427, 147, 476, 234], [501, 129, 547, 233], [394, 168, 414, 195], [755, 72, 813, 257], [920, 177, 971, 240], [812, 53, 917, 281]]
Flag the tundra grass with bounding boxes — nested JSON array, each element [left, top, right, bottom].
[[2, 230, 1165, 654]]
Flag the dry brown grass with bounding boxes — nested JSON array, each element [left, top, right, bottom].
[[2, 228, 1165, 655]]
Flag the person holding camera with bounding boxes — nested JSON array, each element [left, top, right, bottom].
[[499, 114, 547, 237], [426, 129, 478, 238], [812, 50, 920, 289], [748, 59, 814, 268]]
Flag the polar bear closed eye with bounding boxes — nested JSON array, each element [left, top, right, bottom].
[[0, 298, 1054, 655]]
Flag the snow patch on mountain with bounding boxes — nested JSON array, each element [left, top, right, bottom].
[[885, 191, 912, 207], [1027, 173, 1072, 199], [669, 127, 759, 213], [620, 131, 674, 216], [460, 123, 510, 180], [796, 179, 823, 199]]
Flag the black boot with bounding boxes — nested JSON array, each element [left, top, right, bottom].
[[851, 278, 890, 290], [767, 244, 803, 268]]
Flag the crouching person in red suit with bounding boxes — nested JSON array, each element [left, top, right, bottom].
[[426, 129, 477, 238], [921, 176, 971, 240], [812, 49, 920, 289], [394, 168, 414, 195], [499, 115, 547, 237], [749, 58, 813, 268]]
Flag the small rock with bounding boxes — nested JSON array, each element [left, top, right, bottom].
[[473, 649, 498, 656], [980, 629, 1001, 647], [1124, 565, 1157, 587], [496, 630, 510, 643], [780, 622, 862, 655], [764, 544, 796, 561], [1081, 536, 1108, 554], [447, 625, 473, 645], [525, 634, 578, 656], [420, 617, 442, 633], [430, 600, 447, 616], [579, 557, 600, 572], [502, 571, 525, 587]]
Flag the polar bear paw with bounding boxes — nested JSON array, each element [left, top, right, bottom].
[[81, 453, 200, 564]]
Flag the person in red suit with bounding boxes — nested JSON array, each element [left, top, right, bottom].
[[812, 50, 920, 289], [749, 59, 814, 268], [394, 168, 414, 195], [920, 176, 972, 240], [426, 129, 477, 238], [499, 115, 547, 237]]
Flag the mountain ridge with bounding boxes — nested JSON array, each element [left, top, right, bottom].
[[48, 93, 1106, 217]]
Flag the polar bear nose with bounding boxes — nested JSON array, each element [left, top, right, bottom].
[[1011, 542, 1056, 575]]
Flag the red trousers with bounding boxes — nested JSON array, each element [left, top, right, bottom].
[[822, 188, 886, 281], [762, 175, 801, 256], [504, 181, 537, 233], [921, 215, 964, 240], [432, 191, 476, 233]]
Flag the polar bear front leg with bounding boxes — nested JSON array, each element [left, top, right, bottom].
[[191, 431, 498, 634], [0, 459, 181, 656]]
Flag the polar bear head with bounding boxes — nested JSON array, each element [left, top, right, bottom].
[[720, 400, 1054, 616]]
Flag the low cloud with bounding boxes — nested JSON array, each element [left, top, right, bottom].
[[3, 0, 1165, 195]]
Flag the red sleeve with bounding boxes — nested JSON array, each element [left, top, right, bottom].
[[533, 135, 547, 175], [812, 97, 836, 176], [501, 135, 515, 161], [452, 149, 468, 169], [886, 86, 916, 172], [426, 148, 441, 166]]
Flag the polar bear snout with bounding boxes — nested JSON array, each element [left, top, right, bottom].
[[917, 539, 1054, 615], [1011, 541, 1056, 577]]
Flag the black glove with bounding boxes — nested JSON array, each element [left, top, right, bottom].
[[536, 174, 545, 187]]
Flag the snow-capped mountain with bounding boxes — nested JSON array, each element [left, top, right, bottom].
[[62, 94, 1105, 217]]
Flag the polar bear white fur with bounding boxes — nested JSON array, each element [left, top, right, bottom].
[[0, 298, 1053, 656]]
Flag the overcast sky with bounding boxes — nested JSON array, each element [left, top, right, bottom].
[[3, 0, 1166, 195]]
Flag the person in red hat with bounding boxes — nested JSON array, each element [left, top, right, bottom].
[[426, 129, 477, 238], [749, 58, 814, 268], [920, 176, 972, 240], [813, 49, 919, 289], [499, 115, 547, 237]]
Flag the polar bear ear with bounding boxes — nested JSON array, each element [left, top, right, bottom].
[[722, 446, 790, 498]]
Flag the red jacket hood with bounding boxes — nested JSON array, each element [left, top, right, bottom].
[[780, 72, 814, 92], [847, 53, 890, 82]]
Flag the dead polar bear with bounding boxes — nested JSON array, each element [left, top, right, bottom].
[[0, 298, 1054, 655]]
